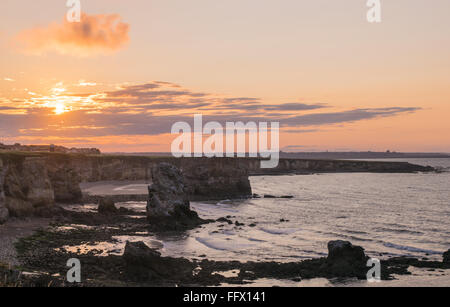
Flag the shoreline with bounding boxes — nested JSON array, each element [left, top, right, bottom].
[[1, 156, 448, 287], [1, 202, 449, 287]]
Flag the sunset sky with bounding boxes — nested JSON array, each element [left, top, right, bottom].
[[0, 0, 449, 152]]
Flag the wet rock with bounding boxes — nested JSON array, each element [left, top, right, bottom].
[[217, 217, 233, 224], [123, 241, 194, 282], [146, 163, 208, 231], [97, 198, 118, 215], [323, 240, 368, 278], [444, 249, 450, 264], [263, 194, 294, 199], [263, 194, 276, 198], [0, 263, 22, 285]]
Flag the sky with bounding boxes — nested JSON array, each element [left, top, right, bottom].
[[0, 0, 449, 152]]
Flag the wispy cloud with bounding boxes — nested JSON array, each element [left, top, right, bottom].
[[0, 81, 421, 146], [14, 13, 129, 56]]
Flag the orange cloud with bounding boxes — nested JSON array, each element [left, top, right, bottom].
[[15, 13, 129, 56]]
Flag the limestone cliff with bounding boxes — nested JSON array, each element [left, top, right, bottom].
[[0, 155, 54, 218], [45, 155, 82, 203], [0, 152, 435, 224], [68, 156, 252, 201], [0, 153, 82, 222]]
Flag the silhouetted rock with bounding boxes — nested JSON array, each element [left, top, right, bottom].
[[444, 249, 450, 264], [263, 194, 294, 199], [146, 163, 209, 230], [264, 194, 276, 198], [97, 198, 118, 215], [323, 240, 368, 278], [216, 217, 233, 224], [123, 241, 194, 282]]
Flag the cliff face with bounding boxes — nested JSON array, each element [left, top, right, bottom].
[[68, 156, 252, 201], [0, 152, 434, 224], [45, 155, 83, 203], [0, 154, 253, 223], [247, 158, 434, 175], [69, 155, 152, 182], [0, 156, 54, 217], [0, 153, 82, 222], [177, 158, 252, 201]]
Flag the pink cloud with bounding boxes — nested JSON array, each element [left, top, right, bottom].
[[15, 13, 129, 56]]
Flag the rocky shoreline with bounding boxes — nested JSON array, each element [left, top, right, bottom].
[[1, 204, 449, 287], [0, 152, 435, 225], [0, 157, 445, 287]]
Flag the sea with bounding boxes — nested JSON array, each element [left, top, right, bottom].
[[77, 158, 450, 286]]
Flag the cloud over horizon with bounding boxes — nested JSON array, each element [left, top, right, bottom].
[[0, 81, 422, 146], [14, 13, 129, 56]]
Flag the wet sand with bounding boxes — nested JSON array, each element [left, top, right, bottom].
[[80, 180, 150, 196]]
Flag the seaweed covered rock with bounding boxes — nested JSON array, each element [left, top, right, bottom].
[[322, 240, 368, 278], [146, 163, 209, 230], [97, 198, 118, 215], [123, 241, 194, 282]]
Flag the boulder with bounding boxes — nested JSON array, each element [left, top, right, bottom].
[[97, 198, 118, 215], [323, 240, 368, 278], [123, 241, 193, 282], [327, 240, 366, 262], [146, 163, 208, 230], [443, 249, 450, 264], [263, 194, 276, 198]]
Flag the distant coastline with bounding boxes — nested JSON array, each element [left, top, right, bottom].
[[105, 151, 450, 160]]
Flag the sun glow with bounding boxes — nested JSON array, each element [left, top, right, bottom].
[[54, 102, 66, 115]]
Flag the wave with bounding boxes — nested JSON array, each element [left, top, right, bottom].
[[195, 237, 229, 251], [259, 227, 300, 235], [375, 227, 424, 235], [383, 242, 442, 255], [195, 237, 255, 252]]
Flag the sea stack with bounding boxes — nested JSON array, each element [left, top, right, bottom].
[[146, 163, 208, 230]]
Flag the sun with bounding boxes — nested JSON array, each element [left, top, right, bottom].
[[54, 102, 66, 115]]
